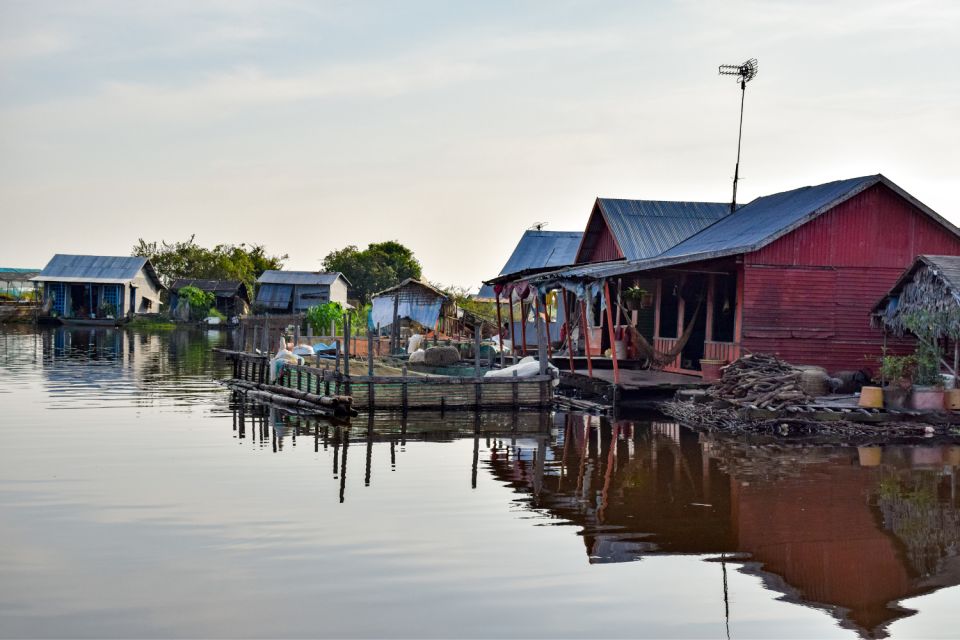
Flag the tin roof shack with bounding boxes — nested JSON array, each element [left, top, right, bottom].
[[254, 271, 350, 314], [523, 174, 960, 382], [371, 279, 449, 349], [872, 255, 960, 380], [32, 254, 164, 324], [476, 230, 582, 300], [170, 279, 251, 319], [0, 268, 40, 300]]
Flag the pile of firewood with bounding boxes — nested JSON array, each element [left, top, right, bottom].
[[710, 353, 811, 410]]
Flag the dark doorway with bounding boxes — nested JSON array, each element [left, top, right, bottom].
[[679, 275, 708, 371]]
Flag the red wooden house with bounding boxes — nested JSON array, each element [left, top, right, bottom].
[[520, 174, 960, 376]]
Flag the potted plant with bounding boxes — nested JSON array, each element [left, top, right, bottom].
[[879, 354, 914, 410], [622, 286, 649, 311], [902, 309, 947, 411]]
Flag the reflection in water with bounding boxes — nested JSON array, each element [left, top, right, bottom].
[[2, 325, 960, 638]]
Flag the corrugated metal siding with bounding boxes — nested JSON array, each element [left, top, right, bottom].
[[748, 185, 960, 268], [585, 225, 622, 262], [256, 284, 293, 309]]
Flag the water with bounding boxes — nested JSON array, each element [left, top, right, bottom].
[[1, 326, 959, 639]]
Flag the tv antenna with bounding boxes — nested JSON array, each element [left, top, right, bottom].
[[530, 222, 548, 231], [718, 58, 758, 213]]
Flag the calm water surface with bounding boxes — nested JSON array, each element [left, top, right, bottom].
[[1, 326, 959, 639]]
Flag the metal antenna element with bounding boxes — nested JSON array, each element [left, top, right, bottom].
[[718, 58, 758, 213], [531, 222, 548, 231]]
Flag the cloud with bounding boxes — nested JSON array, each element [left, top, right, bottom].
[[0, 31, 70, 61]]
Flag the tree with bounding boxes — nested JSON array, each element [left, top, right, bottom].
[[321, 240, 422, 303], [132, 235, 287, 294]]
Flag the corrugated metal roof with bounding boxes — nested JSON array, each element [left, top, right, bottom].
[[374, 278, 448, 300], [171, 279, 247, 298], [257, 270, 348, 286], [0, 268, 39, 283], [478, 230, 582, 297], [923, 255, 960, 291], [660, 176, 881, 261], [255, 283, 294, 308], [32, 254, 161, 286], [598, 199, 730, 260]]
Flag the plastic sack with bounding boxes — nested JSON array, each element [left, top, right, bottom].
[[407, 333, 424, 354], [409, 348, 426, 364]]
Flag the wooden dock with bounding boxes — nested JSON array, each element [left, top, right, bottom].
[[219, 350, 554, 412]]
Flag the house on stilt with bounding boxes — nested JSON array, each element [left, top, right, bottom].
[[486, 175, 960, 382]]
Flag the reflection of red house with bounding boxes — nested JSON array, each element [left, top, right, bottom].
[[732, 458, 914, 637]]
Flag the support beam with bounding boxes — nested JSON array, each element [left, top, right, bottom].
[[495, 289, 505, 368], [561, 290, 575, 374], [604, 280, 620, 385], [508, 293, 517, 365], [581, 298, 594, 379]]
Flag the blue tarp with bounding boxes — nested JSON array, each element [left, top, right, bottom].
[[371, 295, 443, 330]]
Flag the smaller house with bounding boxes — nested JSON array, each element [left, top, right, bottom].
[[255, 271, 350, 314], [32, 254, 164, 322], [169, 279, 251, 318], [0, 268, 40, 300], [371, 279, 449, 333]]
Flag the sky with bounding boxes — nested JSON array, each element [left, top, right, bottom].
[[1, 0, 958, 291]]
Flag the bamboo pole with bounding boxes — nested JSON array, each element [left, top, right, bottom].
[[495, 289, 505, 368], [520, 300, 528, 356], [508, 292, 518, 365]]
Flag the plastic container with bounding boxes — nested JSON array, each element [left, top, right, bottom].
[[911, 386, 945, 412], [857, 446, 882, 467], [858, 386, 884, 408], [945, 388, 960, 410], [613, 340, 627, 360]]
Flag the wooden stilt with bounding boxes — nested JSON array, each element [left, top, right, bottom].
[[581, 298, 594, 378], [495, 290, 505, 368], [520, 300, 528, 356], [561, 291, 575, 374], [604, 280, 620, 385], [508, 292, 518, 365]]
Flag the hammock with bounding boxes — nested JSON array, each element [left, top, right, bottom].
[[633, 297, 704, 369]]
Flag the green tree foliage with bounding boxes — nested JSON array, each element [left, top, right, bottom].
[[178, 285, 216, 319], [306, 302, 345, 335], [132, 235, 287, 293], [321, 241, 422, 304]]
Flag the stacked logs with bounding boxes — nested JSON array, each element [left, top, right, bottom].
[[710, 353, 811, 411]]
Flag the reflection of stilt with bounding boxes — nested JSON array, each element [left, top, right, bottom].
[[722, 553, 730, 640], [390, 440, 396, 470], [333, 427, 340, 476], [365, 416, 373, 488], [599, 423, 620, 523], [533, 437, 546, 498], [339, 430, 349, 503], [472, 433, 480, 489]]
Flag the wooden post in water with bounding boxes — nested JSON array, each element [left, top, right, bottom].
[[368, 330, 375, 409], [401, 365, 408, 415], [535, 294, 548, 376], [252, 325, 258, 353], [543, 294, 553, 361], [391, 294, 400, 354], [343, 315, 351, 395], [294, 323, 300, 346], [474, 324, 481, 377], [512, 369, 519, 408]]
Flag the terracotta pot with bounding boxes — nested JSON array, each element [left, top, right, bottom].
[[911, 386, 945, 412], [858, 446, 882, 467], [945, 388, 960, 410], [883, 385, 910, 410], [858, 386, 883, 408], [700, 359, 726, 382]]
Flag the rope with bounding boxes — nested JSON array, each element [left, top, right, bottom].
[[633, 297, 704, 369]]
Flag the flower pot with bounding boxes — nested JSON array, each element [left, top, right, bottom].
[[700, 359, 726, 382], [911, 386, 945, 412], [945, 388, 960, 411], [883, 384, 910, 410], [858, 386, 883, 408], [624, 299, 641, 312]]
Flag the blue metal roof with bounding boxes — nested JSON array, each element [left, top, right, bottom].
[[477, 230, 582, 297], [257, 270, 348, 286], [661, 175, 881, 260], [598, 199, 730, 260], [32, 254, 157, 285], [255, 283, 294, 308]]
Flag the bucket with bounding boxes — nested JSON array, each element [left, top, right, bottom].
[[858, 386, 884, 409], [798, 365, 829, 396], [858, 446, 882, 467], [946, 388, 960, 411], [613, 340, 627, 360], [700, 359, 726, 382]]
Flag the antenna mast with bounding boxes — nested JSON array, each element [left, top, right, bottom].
[[718, 58, 758, 213]]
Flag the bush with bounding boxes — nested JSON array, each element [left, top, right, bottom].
[[179, 285, 215, 321], [306, 302, 344, 335]]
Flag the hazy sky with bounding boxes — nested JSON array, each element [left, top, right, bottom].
[[1, 1, 958, 290]]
